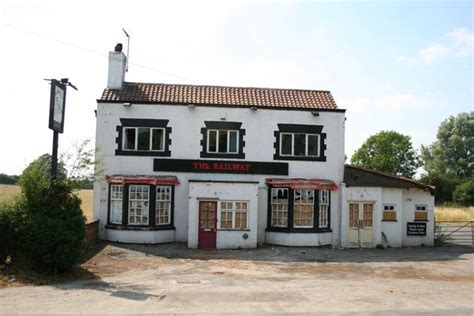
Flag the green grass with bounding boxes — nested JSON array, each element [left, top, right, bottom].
[[0, 184, 94, 221]]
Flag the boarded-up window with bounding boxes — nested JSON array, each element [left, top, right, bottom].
[[349, 203, 359, 228], [271, 188, 289, 227], [363, 203, 373, 228], [383, 205, 396, 221], [218, 201, 248, 230], [293, 190, 314, 227], [156, 186, 171, 225], [129, 185, 149, 225], [415, 205, 428, 221], [319, 190, 329, 228]]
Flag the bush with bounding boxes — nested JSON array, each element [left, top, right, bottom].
[[15, 180, 86, 273], [0, 201, 20, 264], [453, 178, 474, 206]]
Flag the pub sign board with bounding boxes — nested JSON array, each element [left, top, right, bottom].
[[49, 79, 67, 133], [407, 222, 427, 236], [154, 159, 288, 175]]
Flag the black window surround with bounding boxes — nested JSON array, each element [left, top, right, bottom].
[[273, 124, 327, 161], [115, 118, 172, 157], [106, 183, 175, 231], [266, 187, 332, 233], [200, 121, 246, 159]]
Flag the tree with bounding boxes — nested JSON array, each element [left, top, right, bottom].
[[421, 112, 474, 179], [453, 178, 474, 206], [350, 131, 419, 178]]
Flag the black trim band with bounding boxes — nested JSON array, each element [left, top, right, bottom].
[[115, 118, 172, 157], [200, 121, 246, 159], [273, 124, 327, 162]]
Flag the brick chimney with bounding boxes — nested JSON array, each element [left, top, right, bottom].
[[107, 43, 127, 90]]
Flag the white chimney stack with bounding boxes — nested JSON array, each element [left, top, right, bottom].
[[107, 43, 127, 90]]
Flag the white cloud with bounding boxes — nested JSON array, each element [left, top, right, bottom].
[[398, 27, 473, 63]]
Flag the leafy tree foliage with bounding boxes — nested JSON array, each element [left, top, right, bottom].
[[453, 178, 474, 206], [0, 173, 19, 185], [419, 173, 461, 204], [421, 112, 473, 179], [350, 131, 419, 178]]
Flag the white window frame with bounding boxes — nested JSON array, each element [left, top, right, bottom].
[[293, 189, 315, 228], [279, 133, 320, 157], [218, 200, 249, 230], [156, 186, 171, 225], [319, 190, 329, 228], [123, 127, 165, 152], [128, 185, 150, 225], [207, 129, 239, 154], [110, 184, 123, 224], [271, 188, 289, 228]]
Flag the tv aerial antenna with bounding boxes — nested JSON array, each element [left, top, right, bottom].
[[122, 28, 130, 72]]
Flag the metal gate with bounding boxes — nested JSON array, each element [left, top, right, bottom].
[[435, 221, 473, 246]]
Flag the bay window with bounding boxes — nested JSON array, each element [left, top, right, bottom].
[[271, 188, 289, 227], [268, 187, 331, 232], [129, 185, 149, 225]]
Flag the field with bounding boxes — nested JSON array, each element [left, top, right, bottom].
[[435, 206, 474, 221], [0, 184, 94, 221]]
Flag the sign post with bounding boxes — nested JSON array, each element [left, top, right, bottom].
[[47, 78, 77, 178]]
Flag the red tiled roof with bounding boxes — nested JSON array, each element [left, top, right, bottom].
[[99, 82, 339, 110]]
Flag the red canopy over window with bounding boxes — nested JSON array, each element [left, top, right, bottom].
[[106, 175, 180, 186], [266, 178, 338, 191]]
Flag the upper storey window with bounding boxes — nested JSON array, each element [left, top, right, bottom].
[[274, 124, 326, 161], [200, 121, 245, 159], [207, 129, 239, 154], [116, 119, 171, 157], [280, 133, 320, 157], [123, 127, 165, 151]]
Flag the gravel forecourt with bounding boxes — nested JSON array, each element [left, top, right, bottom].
[[1, 243, 473, 314]]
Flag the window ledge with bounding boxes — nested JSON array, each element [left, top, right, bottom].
[[382, 220, 398, 222], [217, 229, 251, 232], [413, 220, 429, 222], [106, 224, 175, 231], [266, 227, 332, 234]]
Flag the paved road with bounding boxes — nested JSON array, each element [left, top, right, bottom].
[[1, 243, 473, 314]]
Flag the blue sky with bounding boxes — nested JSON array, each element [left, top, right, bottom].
[[0, 0, 472, 175]]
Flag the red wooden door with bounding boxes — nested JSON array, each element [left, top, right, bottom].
[[198, 201, 217, 249]]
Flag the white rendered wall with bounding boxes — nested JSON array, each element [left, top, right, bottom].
[[381, 188, 403, 247], [266, 232, 332, 246], [93, 102, 346, 245], [401, 188, 435, 246], [341, 186, 434, 248], [106, 229, 175, 244], [187, 181, 259, 249]]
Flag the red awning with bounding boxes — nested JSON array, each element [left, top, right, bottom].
[[106, 175, 180, 186], [266, 178, 338, 191]]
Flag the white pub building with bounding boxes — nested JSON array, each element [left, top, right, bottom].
[[93, 45, 435, 249]]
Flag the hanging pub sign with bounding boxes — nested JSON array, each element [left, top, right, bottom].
[[49, 79, 67, 133], [407, 222, 427, 236], [154, 159, 288, 175]]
